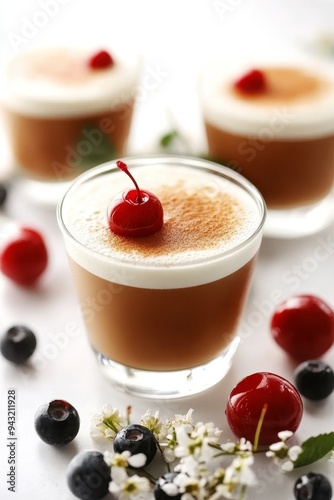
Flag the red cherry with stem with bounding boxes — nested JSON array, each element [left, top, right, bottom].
[[0, 226, 48, 286], [107, 160, 164, 237], [225, 372, 303, 446], [271, 295, 334, 362], [234, 69, 266, 93], [88, 50, 114, 70]]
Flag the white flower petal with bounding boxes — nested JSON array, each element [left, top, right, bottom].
[[269, 441, 286, 452], [277, 430, 293, 441], [128, 453, 147, 468], [281, 460, 294, 472], [111, 466, 129, 485], [288, 446, 303, 462]]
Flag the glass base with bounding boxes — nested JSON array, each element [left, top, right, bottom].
[[94, 337, 240, 399], [264, 191, 334, 239], [14, 176, 71, 207]]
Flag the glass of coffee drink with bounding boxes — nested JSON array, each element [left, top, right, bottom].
[[1, 47, 141, 204], [57, 155, 266, 399], [199, 56, 334, 238]]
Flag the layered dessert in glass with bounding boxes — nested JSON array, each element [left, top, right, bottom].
[[199, 57, 334, 236], [2, 47, 141, 196]]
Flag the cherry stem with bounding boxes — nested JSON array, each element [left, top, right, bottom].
[[253, 403, 268, 452], [116, 160, 143, 204]]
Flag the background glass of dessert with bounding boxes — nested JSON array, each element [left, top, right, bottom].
[[1, 46, 142, 205], [57, 155, 266, 399], [198, 55, 334, 238]]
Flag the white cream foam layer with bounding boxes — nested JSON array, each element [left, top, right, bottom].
[[2, 47, 142, 117], [199, 58, 334, 139], [58, 159, 265, 289]]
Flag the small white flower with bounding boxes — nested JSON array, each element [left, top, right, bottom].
[[140, 409, 163, 436], [210, 484, 234, 499], [90, 404, 127, 441], [277, 430, 293, 442], [288, 445, 303, 462], [195, 421, 222, 440], [224, 455, 257, 487], [175, 454, 201, 478], [174, 425, 202, 459], [110, 472, 151, 499], [162, 447, 175, 463], [238, 438, 253, 452], [173, 473, 205, 499], [104, 450, 146, 469], [165, 409, 194, 435]]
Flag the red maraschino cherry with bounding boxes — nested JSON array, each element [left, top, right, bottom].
[[88, 50, 114, 70], [0, 226, 48, 286], [234, 69, 266, 93], [107, 160, 164, 237]]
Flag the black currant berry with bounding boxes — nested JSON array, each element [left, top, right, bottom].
[[294, 472, 332, 500], [154, 472, 182, 499], [67, 450, 111, 500], [113, 424, 157, 467], [0, 325, 37, 364], [34, 399, 80, 446], [294, 360, 334, 401]]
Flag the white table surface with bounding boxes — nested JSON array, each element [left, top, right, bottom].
[[0, 1, 334, 499]]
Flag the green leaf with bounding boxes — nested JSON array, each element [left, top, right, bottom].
[[159, 130, 180, 148], [294, 432, 334, 468], [74, 124, 116, 171]]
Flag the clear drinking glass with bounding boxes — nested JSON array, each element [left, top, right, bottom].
[[57, 155, 266, 399]]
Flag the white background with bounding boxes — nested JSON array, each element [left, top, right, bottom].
[[0, 1, 334, 499]]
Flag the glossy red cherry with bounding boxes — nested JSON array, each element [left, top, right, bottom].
[[0, 226, 48, 286], [234, 69, 266, 93], [271, 295, 334, 362], [88, 50, 114, 69], [107, 160, 164, 237], [225, 372, 303, 446]]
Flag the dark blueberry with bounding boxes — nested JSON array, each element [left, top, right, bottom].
[[67, 450, 111, 500], [0, 183, 7, 208], [154, 472, 182, 499], [294, 472, 332, 500], [113, 424, 157, 467], [0, 325, 37, 364], [294, 360, 334, 401], [34, 399, 80, 446]]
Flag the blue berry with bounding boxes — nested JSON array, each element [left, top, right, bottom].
[[294, 361, 334, 400], [66, 450, 111, 500], [34, 400, 80, 446], [294, 472, 332, 500], [154, 472, 182, 499], [0, 325, 37, 364], [113, 424, 157, 466]]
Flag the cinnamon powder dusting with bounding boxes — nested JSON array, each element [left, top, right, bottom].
[[102, 181, 244, 257]]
